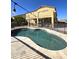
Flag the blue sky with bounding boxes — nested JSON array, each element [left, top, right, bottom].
[[11, 0, 67, 20]]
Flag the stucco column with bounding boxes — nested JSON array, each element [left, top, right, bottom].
[[28, 14, 30, 27], [51, 11, 54, 29], [37, 12, 39, 27], [51, 17, 54, 29], [51, 10, 57, 29]]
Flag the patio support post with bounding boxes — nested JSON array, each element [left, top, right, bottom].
[[37, 12, 39, 27], [51, 17, 54, 29], [28, 14, 30, 27]]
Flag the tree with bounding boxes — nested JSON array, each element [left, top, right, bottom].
[[11, 16, 28, 27]]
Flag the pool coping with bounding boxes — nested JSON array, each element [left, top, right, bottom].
[[11, 27, 67, 59]]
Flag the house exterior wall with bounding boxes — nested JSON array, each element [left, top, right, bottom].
[[25, 6, 57, 28]]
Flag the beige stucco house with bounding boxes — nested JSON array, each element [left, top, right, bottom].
[[18, 6, 57, 28], [12, 6, 61, 28]]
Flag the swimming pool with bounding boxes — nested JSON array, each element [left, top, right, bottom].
[[11, 28, 67, 50]]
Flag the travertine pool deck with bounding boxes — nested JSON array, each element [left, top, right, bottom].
[[11, 27, 67, 59], [11, 37, 50, 59]]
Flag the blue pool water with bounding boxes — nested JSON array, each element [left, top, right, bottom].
[[11, 28, 67, 50]]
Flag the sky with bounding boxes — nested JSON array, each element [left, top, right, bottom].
[[11, 0, 67, 20]]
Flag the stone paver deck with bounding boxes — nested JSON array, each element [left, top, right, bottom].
[[11, 37, 49, 59]]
